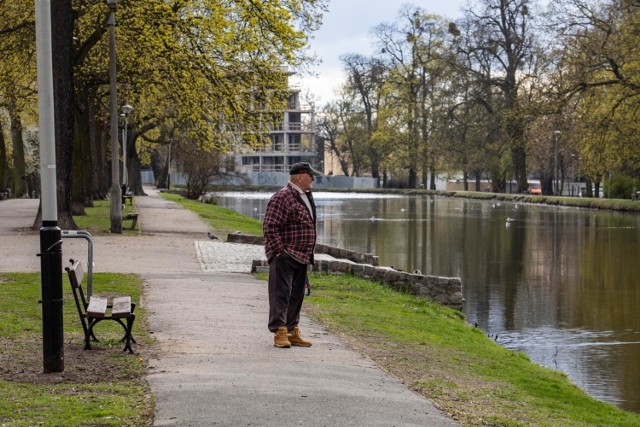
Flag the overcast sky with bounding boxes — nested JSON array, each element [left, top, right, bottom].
[[293, 0, 467, 106]]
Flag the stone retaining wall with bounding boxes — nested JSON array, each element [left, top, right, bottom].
[[227, 233, 379, 266], [235, 232, 464, 311], [310, 260, 463, 310]]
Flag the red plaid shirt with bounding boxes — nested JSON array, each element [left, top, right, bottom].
[[263, 183, 317, 264]]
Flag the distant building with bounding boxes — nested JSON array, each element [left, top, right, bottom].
[[235, 77, 318, 175]]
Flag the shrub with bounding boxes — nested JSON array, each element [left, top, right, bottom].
[[604, 174, 637, 199]]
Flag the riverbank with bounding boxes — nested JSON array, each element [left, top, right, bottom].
[[206, 185, 640, 213]]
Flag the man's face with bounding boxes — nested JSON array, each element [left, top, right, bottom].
[[295, 172, 314, 192]]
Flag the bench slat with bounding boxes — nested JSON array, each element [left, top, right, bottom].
[[87, 296, 108, 318], [111, 296, 132, 318]]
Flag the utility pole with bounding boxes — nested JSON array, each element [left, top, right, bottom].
[[35, 0, 64, 373]]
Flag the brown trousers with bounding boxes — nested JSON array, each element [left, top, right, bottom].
[[267, 252, 307, 333]]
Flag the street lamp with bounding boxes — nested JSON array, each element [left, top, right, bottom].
[[121, 104, 132, 189], [107, 0, 122, 233], [35, 0, 64, 373]]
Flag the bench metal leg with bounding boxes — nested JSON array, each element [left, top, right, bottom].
[[85, 316, 136, 353], [85, 318, 101, 350], [122, 315, 136, 353]]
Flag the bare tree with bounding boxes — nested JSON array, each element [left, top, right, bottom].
[[316, 102, 350, 176], [340, 54, 386, 181], [453, 0, 540, 192]]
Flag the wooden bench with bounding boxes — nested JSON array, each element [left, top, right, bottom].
[[123, 213, 139, 230], [121, 185, 133, 206], [65, 259, 136, 353], [122, 193, 133, 206]]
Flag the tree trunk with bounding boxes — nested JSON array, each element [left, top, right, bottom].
[[408, 168, 417, 189], [71, 86, 93, 215], [585, 179, 594, 198], [127, 130, 146, 196], [541, 174, 553, 196], [369, 144, 380, 182], [511, 145, 527, 193], [9, 105, 27, 198], [0, 121, 8, 192], [429, 157, 436, 190], [51, 0, 77, 229], [91, 98, 110, 199]]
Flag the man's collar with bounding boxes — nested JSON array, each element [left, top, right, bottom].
[[289, 182, 304, 194]]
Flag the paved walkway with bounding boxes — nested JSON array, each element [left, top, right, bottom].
[[0, 188, 457, 426]]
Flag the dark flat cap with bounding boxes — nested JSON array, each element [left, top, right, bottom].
[[289, 162, 322, 176]]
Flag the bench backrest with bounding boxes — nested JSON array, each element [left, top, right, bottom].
[[66, 260, 85, 290], [65, 259, 91, 334]]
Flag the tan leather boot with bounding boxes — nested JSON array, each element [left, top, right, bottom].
[[288, 326, 312, 347], [274, 326, 291, 348]]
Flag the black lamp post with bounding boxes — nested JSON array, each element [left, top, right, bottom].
[[121, 104, 132, 188], [35, 0, 64, 373]]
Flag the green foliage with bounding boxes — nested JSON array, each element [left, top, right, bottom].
[[1, 0, 329, 213], [604, 174, 638, 199]]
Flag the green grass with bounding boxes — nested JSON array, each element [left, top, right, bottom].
[[297, 272, 640, 426], [74, 199, 140, 235], [0, 272, 152, 426], [158, 191, 263, 237], [207, 184, 640, 212], [466, 192, 640, 211]]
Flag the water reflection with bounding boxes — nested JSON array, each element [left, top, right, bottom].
[[214, 191, 640, 412]]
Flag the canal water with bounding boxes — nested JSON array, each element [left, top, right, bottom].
[[214, 191, 640, 412]]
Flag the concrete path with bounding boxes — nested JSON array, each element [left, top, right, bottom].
[[0, 188, 457, 426]]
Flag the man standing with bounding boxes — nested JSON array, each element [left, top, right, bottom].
[[263, 162, 322, 348]]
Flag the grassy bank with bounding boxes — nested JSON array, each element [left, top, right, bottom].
[[0, 272, 152, 426], [450, 190, 640, 212], [207, 184, 640, 213], [158, 191, 263, 236], [300, 273, 640, 426]]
